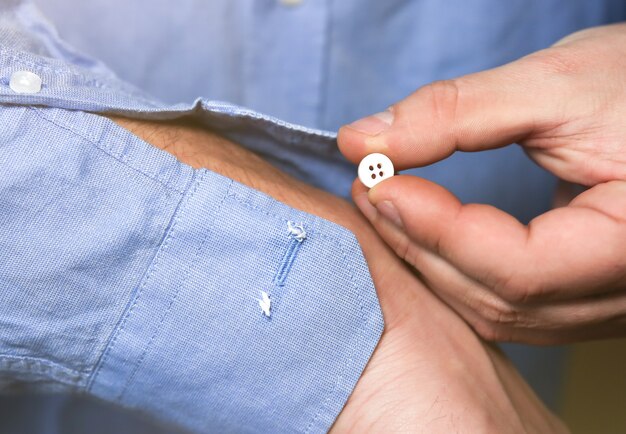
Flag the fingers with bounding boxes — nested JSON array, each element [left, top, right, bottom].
[[354, 180, 626, 343], [416, 241, 626, 344], [338, 54, 563, 170], [356, 176, 626, 303]]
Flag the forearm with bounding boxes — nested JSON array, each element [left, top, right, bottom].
[[109, 116, 363, 237]]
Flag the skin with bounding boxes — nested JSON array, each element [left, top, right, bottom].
[[338, 24, 626, 345], [109, 116, 567, 432]]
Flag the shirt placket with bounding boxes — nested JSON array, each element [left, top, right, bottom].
[[241, 0, 330, 128]]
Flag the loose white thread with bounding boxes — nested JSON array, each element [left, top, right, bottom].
[[287, 221, 307, 242], [259, 291, 272, 317]]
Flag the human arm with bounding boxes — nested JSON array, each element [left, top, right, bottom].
[[110, 115, 567, 433]]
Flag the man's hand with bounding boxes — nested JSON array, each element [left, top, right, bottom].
[[110, 116, 566, 432], [337, 23, 626, 344]]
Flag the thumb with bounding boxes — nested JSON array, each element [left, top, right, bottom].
[[338, 53, 562, 170]]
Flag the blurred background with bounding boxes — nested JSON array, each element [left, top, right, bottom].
[[561, 339, 626, 433]]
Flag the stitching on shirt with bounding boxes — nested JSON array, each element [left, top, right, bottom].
[[303, 239, 367, 434], [273, 237, 302, 287], [85, 171, 206, 392], [0, 48, 160, 106], [225, 193, 340, 243], [30, 107, 185, 194], [1, 54, 151, 99], [0, 354, 88, 387], [273, 222, 306, 287], [223, 192, 371, 433], [116, 179, 233, 401], [315, 0, 333, 131], [0, 50, 114, 84], [260, 221, 307, 318]]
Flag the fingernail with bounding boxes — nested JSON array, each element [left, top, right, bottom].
[[376, 200, 404, 229], [354, 192, 378, 222], [347, 109, 394, 136]]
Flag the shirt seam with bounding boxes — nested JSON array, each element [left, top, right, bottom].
[[315, 0, 333, 130], [225, 192, 348, 243], [85, 170, 210, 392], [0, 47, 112, 82], [115, 177, 233, 401], [224, 192, 371, 433], [30, 107, 186, 195], [0, 354, 88, 388], [0, 47, 160, 107], [303, 237, 367, 433]]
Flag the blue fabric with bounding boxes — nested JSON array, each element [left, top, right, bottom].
[[32, 0, 626, 222], [27, 1, 626, 415], [1, 0, 625, 432], [0, 2, 383, 432], [0, 96, 383, 433]]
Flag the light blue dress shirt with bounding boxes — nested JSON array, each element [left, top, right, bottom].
[[1, 0, 625, 432]]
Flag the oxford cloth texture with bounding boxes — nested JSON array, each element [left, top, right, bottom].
[[0, 2, 383, 432]]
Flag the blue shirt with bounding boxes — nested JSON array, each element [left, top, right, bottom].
[[1, 0, 625, 432]]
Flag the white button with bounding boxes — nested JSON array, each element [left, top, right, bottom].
[[9, 70, 42, 94], [358, 153, 395, 188], [280, 0, 302, 6]]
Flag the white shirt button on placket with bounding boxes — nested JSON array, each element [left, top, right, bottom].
[[9, 70, 42, 94]]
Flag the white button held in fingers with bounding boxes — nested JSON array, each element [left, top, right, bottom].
[[358, 153, 394, 188]]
